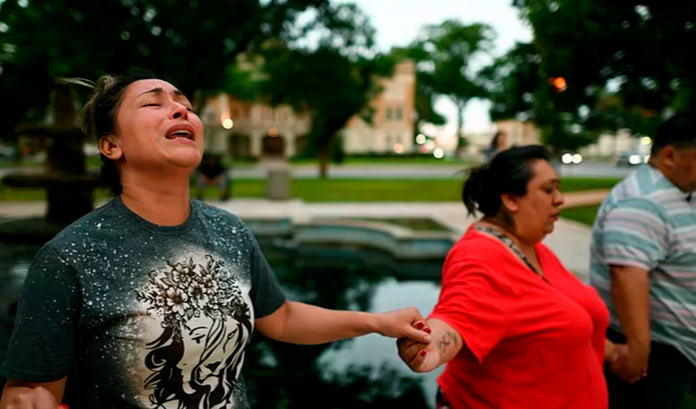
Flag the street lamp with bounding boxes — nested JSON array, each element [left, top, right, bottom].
[[549, 77, 567, 92]]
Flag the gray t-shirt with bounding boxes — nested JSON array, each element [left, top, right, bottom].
[[2, 197, 287, 409]]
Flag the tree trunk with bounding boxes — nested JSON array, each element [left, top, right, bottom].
[[318, 144, 329, 179], [455, 100, 467, 159]]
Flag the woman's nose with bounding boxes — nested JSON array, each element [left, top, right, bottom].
[[171, 102, 189, 120]]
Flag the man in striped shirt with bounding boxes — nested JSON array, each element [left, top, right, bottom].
[[591, 113, 696, 409]]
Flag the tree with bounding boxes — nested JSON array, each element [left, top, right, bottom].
[[480, 41, 596, 153], [0, 0, 331, 140], [259, 3, 391, 178], [409, 21, 495, 156], [480, 42, 540, 123], [511, 0, 696, 143]]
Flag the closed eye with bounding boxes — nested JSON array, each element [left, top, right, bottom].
[[143, 103, 161, 108]]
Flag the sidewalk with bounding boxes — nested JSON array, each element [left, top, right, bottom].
[[0, 190, 608, 281]]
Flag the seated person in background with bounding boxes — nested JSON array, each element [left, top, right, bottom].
[[196, 154, 230, 200]]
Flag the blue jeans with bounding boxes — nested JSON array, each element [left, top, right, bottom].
[[605, 328, 696, 409]]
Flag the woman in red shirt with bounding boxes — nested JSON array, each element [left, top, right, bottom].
[[398, 146, 620, 409]]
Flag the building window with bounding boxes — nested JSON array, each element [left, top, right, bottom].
[[396, 108, 403, 121], [386, 108, 393, 121]]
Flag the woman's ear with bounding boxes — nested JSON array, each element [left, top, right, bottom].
[[501, 193, 520, 213], [99, 136, 123, 160]]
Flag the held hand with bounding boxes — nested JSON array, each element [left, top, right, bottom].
[[605, 339, 617, 362], [396, 337, 441, 373], [609, 343, 649, 384], [4, 386, 64, 409], [374, 307, 432, 344]]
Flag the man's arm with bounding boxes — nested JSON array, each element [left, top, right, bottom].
[[255, 301, 431, 345], [600, 198, 667, 383], [609, 265, 651, 383], [0, 378, 67, 409]]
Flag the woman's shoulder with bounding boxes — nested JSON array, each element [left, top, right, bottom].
[[444, 228, 518, 275], [449, 227, 510, 259], [192, 200, 249, 231], [45, 199, 123, 249]]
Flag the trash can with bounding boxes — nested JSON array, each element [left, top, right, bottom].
[[266, 168, 291, 201]]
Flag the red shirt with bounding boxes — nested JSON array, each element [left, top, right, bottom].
[[429, 227, 609, 409]]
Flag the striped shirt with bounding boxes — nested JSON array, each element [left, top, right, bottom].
[[590, 164, 696, 365]]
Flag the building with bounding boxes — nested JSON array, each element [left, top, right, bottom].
[[341, 61, 416, 155], [202, 60, 416, 158], [203, 96, 311, 158], [579, 129, 640, 158], [495, 119, 542, 147]]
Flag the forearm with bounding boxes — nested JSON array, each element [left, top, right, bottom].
[[611, 267, 651, 351], [0, 378, 66, 409], [426, 318, 463, 366], [0, 385, 32, 409], [268, 301, 378, 345]]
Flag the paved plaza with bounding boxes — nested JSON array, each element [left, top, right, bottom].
[[0, 189, 607, 281]]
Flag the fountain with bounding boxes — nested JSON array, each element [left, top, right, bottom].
[[0, 80, 99, 244]]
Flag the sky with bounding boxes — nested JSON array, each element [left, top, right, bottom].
[[340, 0, 533, 135]]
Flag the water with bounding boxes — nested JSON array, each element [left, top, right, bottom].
[[0, 240, 445, 408]]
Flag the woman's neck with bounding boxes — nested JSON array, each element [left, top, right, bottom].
[[479, 218, 536, 253], [120, 174, 192, 226]]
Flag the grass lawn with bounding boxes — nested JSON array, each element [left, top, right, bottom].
[[286, 157, 476, 166], [217, 177, 620, 202], [0, 177, 622, 202], [560, 205, 601, 226]]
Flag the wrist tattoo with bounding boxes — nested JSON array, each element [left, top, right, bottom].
[[438, 331, 458, 354]]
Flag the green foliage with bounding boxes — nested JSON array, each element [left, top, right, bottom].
[[0, 0, 330, 138], [481, 42, 540, 122], [503, 0, 696, 151], [403, 20, 494, 150], [258, 3, 388, 177]]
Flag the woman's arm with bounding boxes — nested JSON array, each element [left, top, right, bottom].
[[255, 301, 432, 345], [0, 378, 67, 409], [397, 318, 464, 373]]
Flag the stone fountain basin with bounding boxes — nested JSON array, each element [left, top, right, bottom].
[[246, 217, 456, 260]]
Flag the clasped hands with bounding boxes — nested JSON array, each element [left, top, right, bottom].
[[606, 340, 649, 384]]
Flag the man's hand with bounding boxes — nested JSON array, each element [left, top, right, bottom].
[[605, 339, 617, 362], [609, 343, 649, 383], [373, 308, 432, 344], [397, 338, 441, 373]]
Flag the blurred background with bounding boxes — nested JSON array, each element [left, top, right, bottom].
[[1, 0, 688, 176], [1, 0, 696, 408]]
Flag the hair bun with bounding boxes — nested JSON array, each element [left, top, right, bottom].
[[461, 165, 492, 217]]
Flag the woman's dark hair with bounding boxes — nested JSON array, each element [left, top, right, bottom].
[[462, 145, 551, 217], [79, 69, 163, 195]]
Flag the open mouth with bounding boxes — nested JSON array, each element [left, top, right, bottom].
[[166, 123, 196, 142], [166, 130, 194, 141]]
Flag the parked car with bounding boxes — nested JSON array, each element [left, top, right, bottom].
[[561, 151, 583, 165], [616, 151, 649, 167]]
